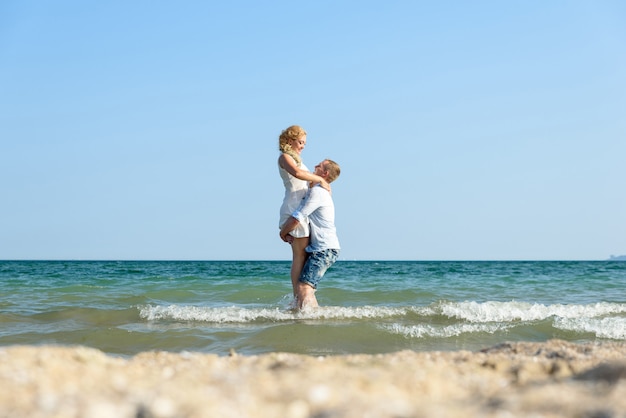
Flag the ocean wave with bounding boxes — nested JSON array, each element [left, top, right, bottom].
[[138, 304, 411, 323], [380, 322, 514, 339], [138, 301, 626, 342], [434, 301, 626, 323], [139, 305, 293, 322], [554, 316, 626, 340], [138, 301, 626, 324]]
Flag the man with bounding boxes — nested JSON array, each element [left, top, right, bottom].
[[280, 159, 341, 309]]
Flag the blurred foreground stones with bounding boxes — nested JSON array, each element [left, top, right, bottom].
[[1, 339, 625, 417]]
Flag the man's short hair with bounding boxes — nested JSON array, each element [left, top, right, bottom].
[[324, 159, 341, 183]]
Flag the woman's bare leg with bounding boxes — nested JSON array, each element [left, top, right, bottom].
[[290, 237, 309, 297]]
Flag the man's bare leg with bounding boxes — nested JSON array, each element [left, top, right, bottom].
[[296, 281, 318, 309]]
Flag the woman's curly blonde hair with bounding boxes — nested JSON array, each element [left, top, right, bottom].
[[278, 125, 306, 166]]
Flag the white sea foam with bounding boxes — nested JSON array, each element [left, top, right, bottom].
[[297, 305, 408, 320], [139, 302, 626, 323], [138, 304, 410, 323], [139, 302, 626, 340], [139, 305, 293, 322], [381, 322, 513, 339], [436, 301, 626, 323], [554, 316, 626, 340]]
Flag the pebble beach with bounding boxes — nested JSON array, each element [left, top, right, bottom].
[[1, 339, 626, 418]]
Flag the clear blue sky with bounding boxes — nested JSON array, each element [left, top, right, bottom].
[[1, 1, 624, 260]]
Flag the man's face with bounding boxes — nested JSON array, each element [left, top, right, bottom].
[[314, 161, 327, 177]]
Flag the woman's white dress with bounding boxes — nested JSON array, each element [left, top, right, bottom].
[[278, 161, 310, 238]]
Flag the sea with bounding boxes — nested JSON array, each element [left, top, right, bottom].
[[0, 260, 624, 358]]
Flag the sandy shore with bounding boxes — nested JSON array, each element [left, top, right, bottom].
[[1, 340, 625, 418]]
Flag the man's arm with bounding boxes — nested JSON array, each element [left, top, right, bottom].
[[279, 216, 300, 242], [280, 186, 326, 243]]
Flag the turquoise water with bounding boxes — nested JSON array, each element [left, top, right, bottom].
[[0, 260, 624, 357]]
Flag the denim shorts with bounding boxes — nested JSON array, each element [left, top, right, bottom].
[[299, 249, 339, 289]]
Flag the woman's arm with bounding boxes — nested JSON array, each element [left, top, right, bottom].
[[279, 154, 331, 192]]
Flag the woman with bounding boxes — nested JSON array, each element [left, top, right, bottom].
[[278, 125, 330, 300]]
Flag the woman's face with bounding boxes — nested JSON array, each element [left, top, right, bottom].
[[289, 135, 307, 154]]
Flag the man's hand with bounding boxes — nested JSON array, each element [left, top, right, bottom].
[[280, 231, 293, 243], [280, 216, 300, 243]]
